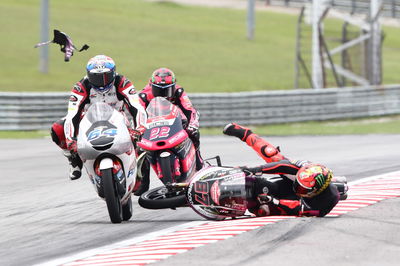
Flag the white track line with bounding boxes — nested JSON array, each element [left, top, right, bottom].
[[36, 170, 400, 266]]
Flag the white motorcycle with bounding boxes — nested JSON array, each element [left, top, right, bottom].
[[77, 102, 137, 223]]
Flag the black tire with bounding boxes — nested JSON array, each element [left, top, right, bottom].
[[122, 196, 133, 221], [102, 168, 122, 223], [159, 155, 174, 184], [138, 186, 187, 209]]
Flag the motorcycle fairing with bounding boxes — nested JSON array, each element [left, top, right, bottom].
[[139, 96, 196, 185], [78, 108, 133, 160], [86, 121, 117, 150], [77, 102, 137, 204], [138, 123, 188, 151], [179, 139, 196, 175]]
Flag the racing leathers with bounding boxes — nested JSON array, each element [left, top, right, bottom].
[[138, 83, 203, 170], [50, 74, 149, 186], [223, 123, 340, 217], [244, 159, 340, 217]]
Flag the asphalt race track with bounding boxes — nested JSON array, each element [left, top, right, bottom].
[[1, 134, 400, 266]]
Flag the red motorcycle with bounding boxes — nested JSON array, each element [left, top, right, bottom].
[[137, 97, 198, 209]]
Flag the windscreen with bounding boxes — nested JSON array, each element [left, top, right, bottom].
[[86, 102, 114, 123], [146, 97, 176, 119]]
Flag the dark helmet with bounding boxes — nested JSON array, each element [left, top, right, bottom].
[[86, 55, 116, 92], [150, 68, 176, 98], [293, 164, 333, 198]]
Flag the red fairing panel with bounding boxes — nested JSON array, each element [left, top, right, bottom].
[[137, 130, 188, 151]]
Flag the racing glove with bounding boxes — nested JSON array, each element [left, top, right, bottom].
[[186, 124, 199, 138], [248, 196, 278, 217], [129, 126, 145, 142]]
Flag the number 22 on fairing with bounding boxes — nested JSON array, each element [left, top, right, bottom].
[[149, 127, 170, 140]]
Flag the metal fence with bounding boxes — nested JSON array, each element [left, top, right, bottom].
[[1, 85, 399, 130], [263, 0, 400, 18]]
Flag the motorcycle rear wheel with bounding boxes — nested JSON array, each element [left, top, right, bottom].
[[138, 186, 187, 209], [102, 168, 123, 223]]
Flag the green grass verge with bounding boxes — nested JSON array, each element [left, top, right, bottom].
[[1, 115, 398, 139], [1, 0, 399, 93], [0, 130, 49, 139], [205, 115, 400, 136]]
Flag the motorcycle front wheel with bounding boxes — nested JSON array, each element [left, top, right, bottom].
[[138, 186, 187, 209], [102, 168, 123, 223], [122, 196, 133, 221]]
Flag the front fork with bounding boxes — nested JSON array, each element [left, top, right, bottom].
[[148, 151, 181, 184], [95, 158, 126, 198]]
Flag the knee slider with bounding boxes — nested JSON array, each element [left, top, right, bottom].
[[51, 119, 66, 148], [51, 125, 61, 145], [262, 145, 278, 158]]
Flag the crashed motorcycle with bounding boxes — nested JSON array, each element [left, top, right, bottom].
[[137, 97, 198, 209], [77, 102, 137, 223], [137, 163, 349, 220]]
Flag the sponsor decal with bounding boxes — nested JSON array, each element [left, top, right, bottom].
[[218, 171, 244, 183], [183, 145, 196, 172], [127, 169, 134, 178], [69, 95, 78, 102], [73, 84, 83, 93], [168, 131, 186, 144], [139, 138, 153, 149], [210, 180, 220, 205], [314, 173, 325, 187], [129, 88, 136, 95]]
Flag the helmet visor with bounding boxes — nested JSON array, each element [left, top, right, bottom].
[[152, 83, 175, 98], [293, 179, 314, 197], [88, 70, 115, 88]]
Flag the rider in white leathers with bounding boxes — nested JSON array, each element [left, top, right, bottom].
[[51, 55, 148, 191]]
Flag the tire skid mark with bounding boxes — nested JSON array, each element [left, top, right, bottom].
[[41, 171, 400, 266]]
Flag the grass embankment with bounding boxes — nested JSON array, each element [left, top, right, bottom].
[[1, 0, 399, 93]]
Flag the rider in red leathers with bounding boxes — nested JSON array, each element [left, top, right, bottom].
[[138, 68, 204, 172], [223, 123, 346, 217], [51, 55, 149, 194]]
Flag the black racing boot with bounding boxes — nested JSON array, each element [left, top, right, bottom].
[[63, 150, 83, 180], [133, 157, 150, 196], [223, 123, 253, 141]]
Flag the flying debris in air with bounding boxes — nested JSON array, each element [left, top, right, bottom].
[[34, 29, 89, 62]]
